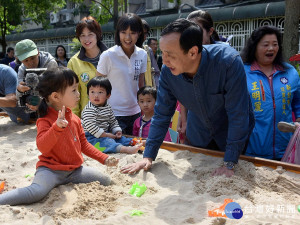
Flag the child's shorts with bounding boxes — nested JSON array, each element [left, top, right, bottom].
[[85, 132, 132, 153]]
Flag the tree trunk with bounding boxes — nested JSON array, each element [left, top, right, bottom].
[[113, 0, 118, 29], [0, 36, 7, 53], [124, 0, 127, 13], [282, 0, 300, 66], [0, 6, 8, 53]]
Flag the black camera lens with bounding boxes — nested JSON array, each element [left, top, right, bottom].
[[26, 95, 40, 106]]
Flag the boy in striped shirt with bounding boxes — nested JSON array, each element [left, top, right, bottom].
[[82, 77, 143, 154]]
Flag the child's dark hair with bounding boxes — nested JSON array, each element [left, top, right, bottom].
[[137, 86, 157, 100], [115, 13, 144, 48], [87, 76, 112, 95], [37, 67, 79, 118]]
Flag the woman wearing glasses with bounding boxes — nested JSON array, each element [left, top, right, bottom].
[[68, 16, 108, 117]]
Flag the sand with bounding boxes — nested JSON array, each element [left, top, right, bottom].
[[0, 115, 300, 225]]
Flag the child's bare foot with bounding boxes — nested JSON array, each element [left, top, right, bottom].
[[120, 143, 143, 154]]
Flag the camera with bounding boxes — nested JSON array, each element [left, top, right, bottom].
[[17, 68, 47, 113]]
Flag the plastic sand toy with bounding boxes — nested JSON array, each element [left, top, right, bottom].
[[126, 210, 144, 216], [208, 198, 233, 217], [0, 182, 5, 193], [129, 182, 147, 197], [25, 174, 34, 178], [94, 142, 106, 152], [130, 138, 145, 151]]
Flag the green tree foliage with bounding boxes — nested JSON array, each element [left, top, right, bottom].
[[88, 0, 127, 26], [0, 0, 22, 51], [69, 37, 81, 54], [0, 0, 67, 51]]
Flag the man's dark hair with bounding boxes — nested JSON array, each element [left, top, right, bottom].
[[147, 38, 157, 46], [137, 86, 157, 101], [161, 18, 203, 54], [7, 47, 14, 53], [241, 26, 284, 68], [87, 76, 112, 96], [115, 13, 144, 48]]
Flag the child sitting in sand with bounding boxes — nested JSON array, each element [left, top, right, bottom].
[[82, 76, 143, 154], [0, 67, 118, 206], [133, 86, 171, 141]]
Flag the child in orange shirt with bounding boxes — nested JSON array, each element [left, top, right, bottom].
[[0, 67, 118, 205]]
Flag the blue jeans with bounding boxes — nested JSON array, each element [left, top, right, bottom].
[[85, 132, 132, 153], [0, 106, 30, 123], [0, 166, 110, 206], [115, 113, 140, 135]]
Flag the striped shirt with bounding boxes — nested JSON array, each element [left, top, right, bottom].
[[81, 101, 122, 138], [251, 60, 283, 74]]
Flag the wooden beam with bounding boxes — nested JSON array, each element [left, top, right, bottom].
[[160, 142, 300, 174]]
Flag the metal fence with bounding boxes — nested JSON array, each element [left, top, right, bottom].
[[214, 16, 286, 52], [143, 16, 290, 53], [8, 16, 299, 58]]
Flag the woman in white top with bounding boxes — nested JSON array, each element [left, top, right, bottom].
[[96, 13, 147, 135]]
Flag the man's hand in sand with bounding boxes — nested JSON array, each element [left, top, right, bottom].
[[120, 158, 153, 174], [212, 166, 234, 177]]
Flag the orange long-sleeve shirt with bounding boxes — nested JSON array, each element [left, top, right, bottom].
[[36, 107, 108, 171]]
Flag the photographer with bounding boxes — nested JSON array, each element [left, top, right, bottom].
[[15, 39, 57, 111], [0, 64, 30, 123]]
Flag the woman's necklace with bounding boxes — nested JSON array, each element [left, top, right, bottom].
[[67, 125, 77, 142]]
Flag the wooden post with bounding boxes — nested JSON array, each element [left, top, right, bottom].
[[282, 0, 300, 65]]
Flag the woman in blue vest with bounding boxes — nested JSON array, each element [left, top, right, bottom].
[[241, 26, 300, 160]]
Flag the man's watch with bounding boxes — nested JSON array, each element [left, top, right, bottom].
[[223, 161, 236, 170]]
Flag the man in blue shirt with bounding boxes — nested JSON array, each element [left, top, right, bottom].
[[0, 64, 30, 123], [0, 47, 15, 65], [121, 19, 254, 177]]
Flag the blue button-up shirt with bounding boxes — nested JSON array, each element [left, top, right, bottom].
[[144, 44, 255, 163]]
